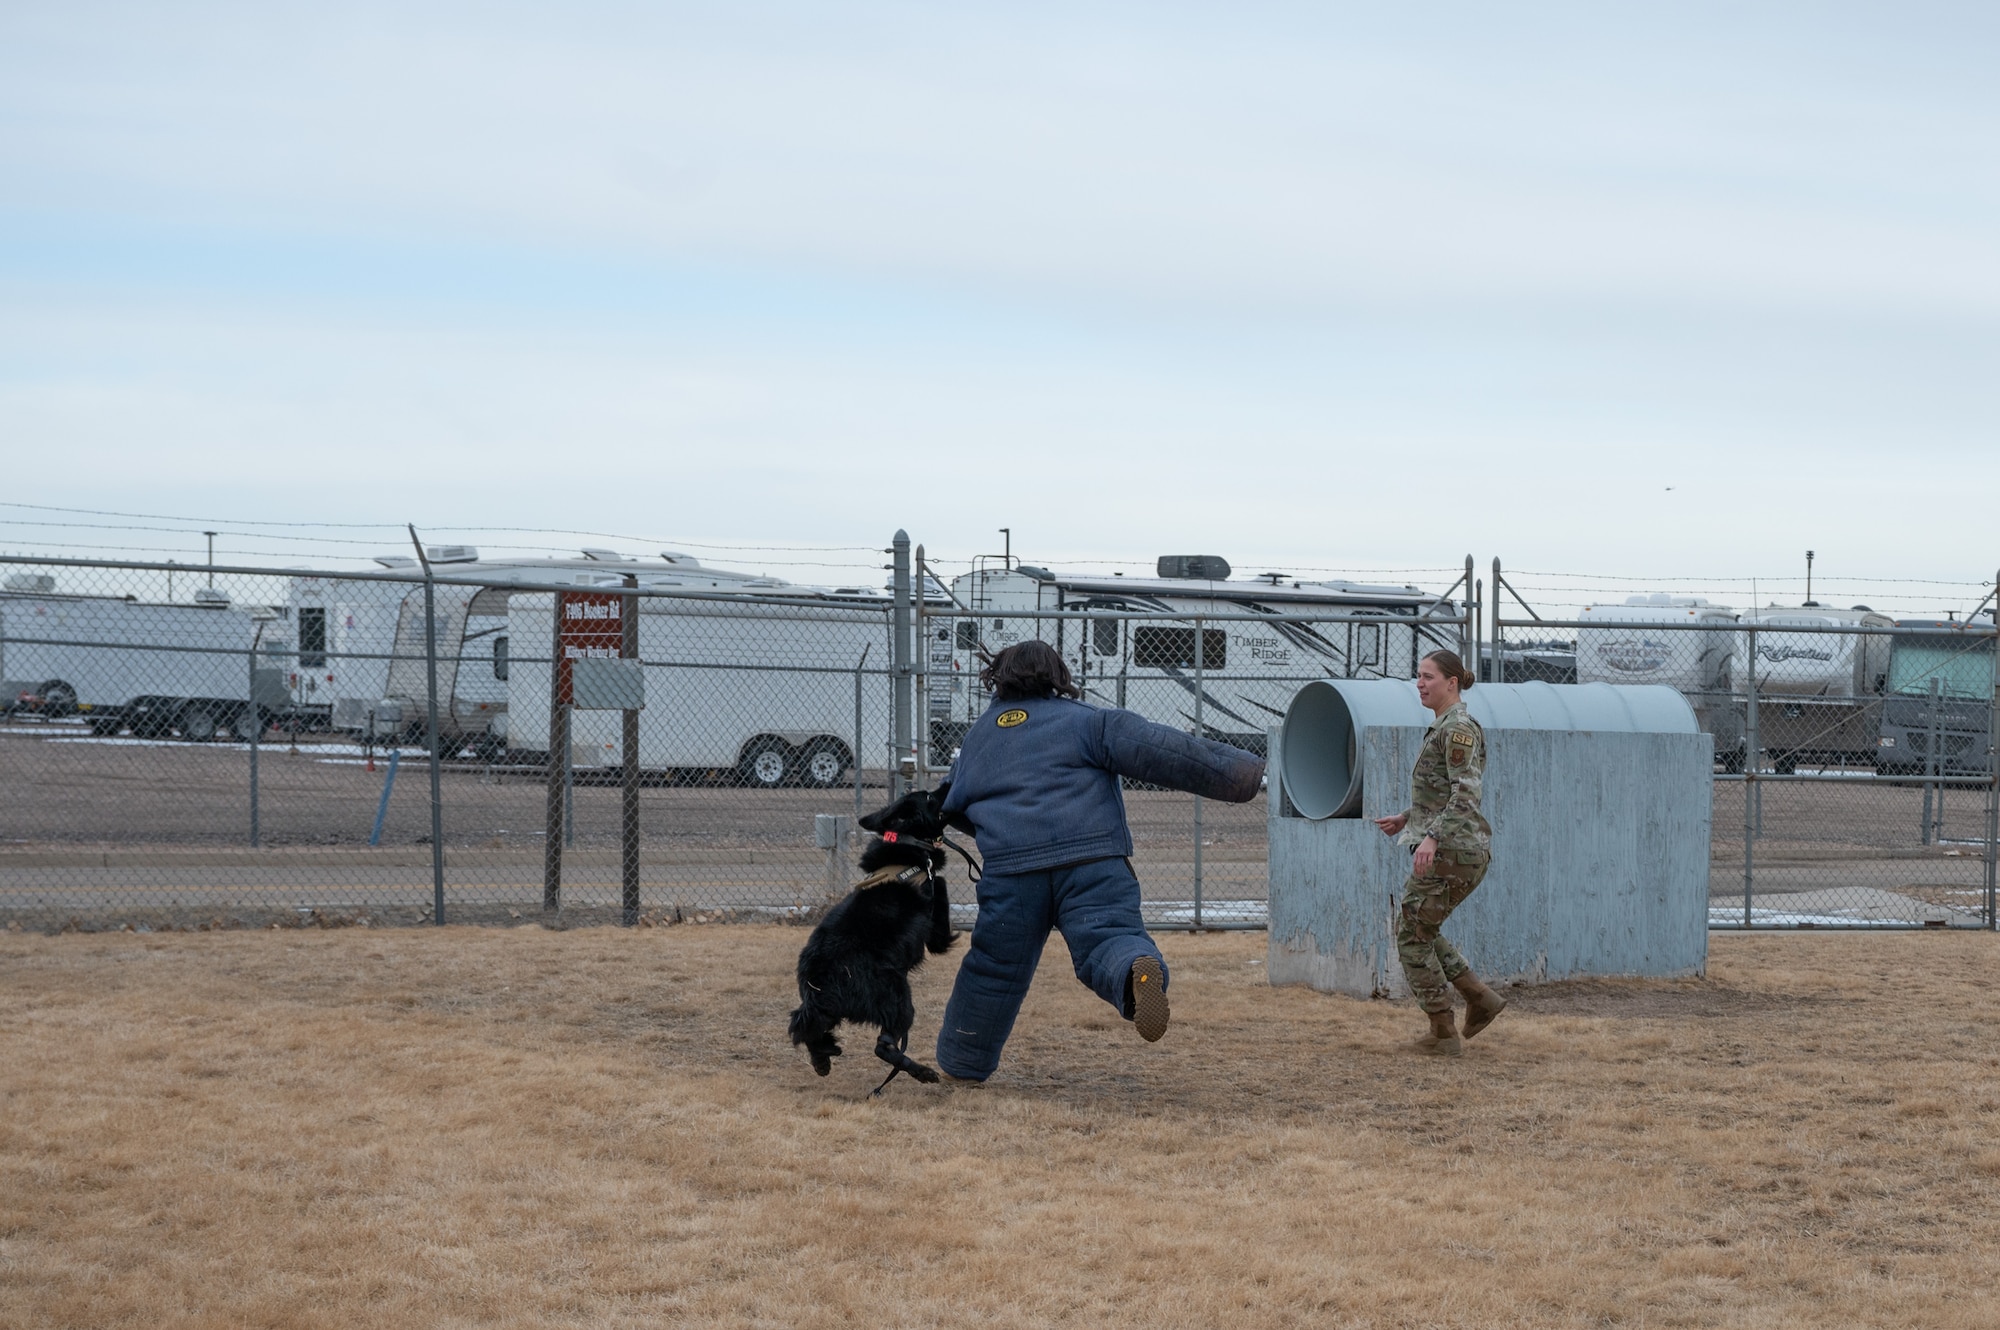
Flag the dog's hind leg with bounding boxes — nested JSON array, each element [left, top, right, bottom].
[[790, 1007, 844, 1077]]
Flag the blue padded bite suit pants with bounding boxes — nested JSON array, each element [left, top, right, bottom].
[[935, 855, 1166, 1082]]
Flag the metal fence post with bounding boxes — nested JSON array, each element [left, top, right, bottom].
[[914, 543, 928, 789], [1743, 625, 1757, 926], [1988, 569, 1999, 929], [1193, 615, 1205, 930], [1473, 577, 1483, 683], [621, 574, 641, 926], [409, 527, 446, 925], [247, 631, 262, 848], [543, 592, 567, 914], [891, 530, 913, 799], [1490, 558, 1503, 682], [1460, 555, 1475, 661]]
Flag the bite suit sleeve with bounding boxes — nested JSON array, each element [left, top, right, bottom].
[[1094, 709, 1267, 803]]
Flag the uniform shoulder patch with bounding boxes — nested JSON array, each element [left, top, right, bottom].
[[1448, 729, 1476, 747], [996, 709, 1029, 729]]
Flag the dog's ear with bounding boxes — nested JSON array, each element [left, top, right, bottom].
[[858, 790, 920, 833]]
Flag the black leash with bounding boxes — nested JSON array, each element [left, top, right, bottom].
[[940, 834, 982, 884]]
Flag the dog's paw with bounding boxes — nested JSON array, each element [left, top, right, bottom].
[[810, 1053, 833, 1077], [909, 1063, 941, 1084]]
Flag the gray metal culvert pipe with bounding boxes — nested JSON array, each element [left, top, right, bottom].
[[1279, 678, 1697, 821]]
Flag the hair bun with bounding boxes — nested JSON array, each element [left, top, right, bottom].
[[1422, 648, 1475, 690]]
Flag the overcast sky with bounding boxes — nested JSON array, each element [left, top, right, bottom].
[[3, 2, 1996, 612]]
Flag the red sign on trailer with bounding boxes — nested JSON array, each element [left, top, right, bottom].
[[555, 591, 624, 706]]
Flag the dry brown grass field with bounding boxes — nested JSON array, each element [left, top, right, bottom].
[[4, 924, 1998, 1329]]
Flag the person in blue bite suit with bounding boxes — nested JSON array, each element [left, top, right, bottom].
[[935, 640, 1267, 1083]]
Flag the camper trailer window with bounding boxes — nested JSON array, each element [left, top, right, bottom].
[[1353, 623, 1381, 668], [298, 607, 327, 669], [493, 635, 510, 682], [1133, 626, 1226, 670], [1092, 617, 1120, 657], [955, 620, 980, 651]]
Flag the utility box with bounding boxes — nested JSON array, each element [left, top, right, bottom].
[[1268, 679, 1713, 997]]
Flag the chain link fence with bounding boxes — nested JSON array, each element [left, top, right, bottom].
[[0, 548, 1475, 932], [1491, 560, 2000, 929], [7, 548, 1993, 933]]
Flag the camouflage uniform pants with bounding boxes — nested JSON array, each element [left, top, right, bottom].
[[1396, 850, 1489, 1014]]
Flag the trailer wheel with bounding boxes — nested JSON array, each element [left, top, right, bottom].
[[737, 737, 794, 788], [179, 705, 219, 742], [797, 739, 850, 788], [39, 680, 77, 718]]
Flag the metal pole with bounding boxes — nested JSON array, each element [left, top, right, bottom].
[[543, 591, 567, 913], [915, 543, 928, 789], [1473, 578, 1484, 683], [1744, 625, 1757, 926], [247, 629, 262, 848], [1923, 676, 1941, 845], [408, 526, 446, 926], [891, 530, 913, 800], [1987, 569, 1999, 930], [1491, 558, 1503, 683], [621, 574, 641, 925], [1193, 616, 1204, 930], [853, 645, 870, 820], [369, 750, 402, 846], [564, 715, 576, 848], [1461, 555, 1475, 660]]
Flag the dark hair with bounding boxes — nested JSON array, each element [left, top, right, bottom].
[[978, 640, 1082, 701], [1422, 648, 1475, 690]]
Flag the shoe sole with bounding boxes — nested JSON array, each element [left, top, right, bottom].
[[1462, 997, 1508, 1040], [1130, 956, 1170, 1042]]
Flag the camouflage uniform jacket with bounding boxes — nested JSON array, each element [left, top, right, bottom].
[[1398, 701, 1491, 859]]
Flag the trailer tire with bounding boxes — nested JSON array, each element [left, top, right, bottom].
[[179, 705, 219, 743], [797, 739, 850, 788], [39, 680, 77, 718], [737, 737, 794, 789]]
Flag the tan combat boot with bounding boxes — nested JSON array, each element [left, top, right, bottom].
[[1413, 1007, 1462, 1057], [1452, 971, 1508, 1039]]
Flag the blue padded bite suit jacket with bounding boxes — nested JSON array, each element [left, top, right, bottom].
[[939, 695, 1266, 875]]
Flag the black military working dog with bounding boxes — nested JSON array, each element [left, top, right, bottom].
[[787, 788, 962, 1094]]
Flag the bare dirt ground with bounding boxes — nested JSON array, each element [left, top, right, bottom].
[[4, 926, 1997, 1328]]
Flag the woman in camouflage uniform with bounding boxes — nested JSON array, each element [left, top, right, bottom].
[[1372, 649, 1508, 1056]]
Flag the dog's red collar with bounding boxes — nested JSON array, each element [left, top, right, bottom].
[[878, 831, 942, 847]]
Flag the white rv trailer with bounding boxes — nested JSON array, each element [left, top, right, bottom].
[[932, 557, 1460, 757], [0, 580, 292, 740], [1575, 595, 1745, 769], [1738, 604, 1894, 771], [504, 589, 893, 786], [288, 547, 818, 747]]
